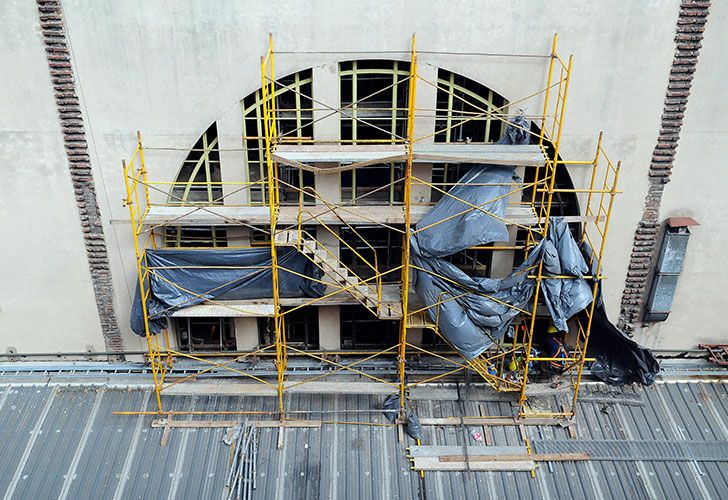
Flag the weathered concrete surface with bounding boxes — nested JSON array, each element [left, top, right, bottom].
[[3, 0, 726, 352], [0, 0, 103, 353]]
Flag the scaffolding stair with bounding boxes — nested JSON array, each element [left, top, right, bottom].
[[274, 230, 402, 320], [407, 311, 436, 330]]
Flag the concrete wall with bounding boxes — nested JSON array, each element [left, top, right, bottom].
[[3, 0, 725, 353], [634, 0, 727, 349], [0, 0, 103, 353]]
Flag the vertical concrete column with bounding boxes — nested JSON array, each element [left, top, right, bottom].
[[235, 317, 260, 350], [411, 64, 438, 205], [318, 306, 341, 350], [216, 106, 248, 246], [217, 105, 247, 205], [312, 64, 341, 204], [490, 161, 524, 278], [490, 227, 518, 278], [311, 64, 343, 347]]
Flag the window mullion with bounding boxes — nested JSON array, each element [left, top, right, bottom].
[[485, 88, 493, 142], [391, 62, 398, 143], [446, 73, 455, 143]]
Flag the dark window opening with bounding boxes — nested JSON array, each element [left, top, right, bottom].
[[170, 122, 222, 205], [176, 317, 235, 352], [340, 60, 410, 142], [340, 61, 409, 205], [339, 226, 402, 283], [258, 307, 319, 350], [341, 163, 404, 204], [444, 245, 494, 278], [243, 70, 314, 204], [434, 70, 508, 144], [340, 305, 398, 350], [421, 329, 450, 350], [165, 226, 228, 248], [430, 162, 476, 203]]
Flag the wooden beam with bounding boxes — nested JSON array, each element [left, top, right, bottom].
[[417, 417, 565, 426], [438, 453, 590, 462], [151, 419, 323, 429], [412, 457, 535, 472]]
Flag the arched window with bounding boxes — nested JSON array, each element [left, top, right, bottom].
[[339, 60, 410, 204], [429, 71, 510, 276], [169, 122, 222, 204], [435, 69, 509, 143], [166, 62, 579, 257], [431, 70, 510, 203], [242, 69, 314, 205], [165, 122, 226, 247]]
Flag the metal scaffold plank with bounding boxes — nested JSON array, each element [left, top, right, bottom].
[[274, 143, 545, 169], [140, 204, 563, 226]]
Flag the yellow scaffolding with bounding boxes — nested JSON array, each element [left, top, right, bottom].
[[120, 33, 621, 423]]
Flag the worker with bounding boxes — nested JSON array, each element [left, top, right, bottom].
[[544, 324, 567, 374]]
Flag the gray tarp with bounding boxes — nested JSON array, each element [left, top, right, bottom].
[[411, 116, 594, 360], [412, 219, 593, 360], [131, 247, 324, 335]]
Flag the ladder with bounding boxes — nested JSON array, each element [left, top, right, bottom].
[[274, 230, 402, 319]]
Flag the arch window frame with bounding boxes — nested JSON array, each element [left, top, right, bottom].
[[242, 70, 314, 205], [166, 122, 227, 248], [339, 60, 410, 205], [168, 122, 222, 206]]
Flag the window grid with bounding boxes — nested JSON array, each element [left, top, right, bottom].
[[166, 122, 226, 247], [339, 61, 410, 205], [431, 70, 510, 203], [242, 70, 314, 205]]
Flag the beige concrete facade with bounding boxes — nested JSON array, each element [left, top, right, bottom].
[[1, 0, 725, 355]]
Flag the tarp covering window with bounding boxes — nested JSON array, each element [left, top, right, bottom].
[[411, 116, 591, 359], [131, 247, 324, 335], [411, 117, 658, 384], [412, 217, 592, 360]]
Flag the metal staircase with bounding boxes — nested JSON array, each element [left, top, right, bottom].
[[274, 229, 402, 319]]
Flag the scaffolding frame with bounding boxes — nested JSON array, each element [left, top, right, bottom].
[[121, 33, 621, 423]]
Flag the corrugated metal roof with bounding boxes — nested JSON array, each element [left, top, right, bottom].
[[0, 380, 726, 499]]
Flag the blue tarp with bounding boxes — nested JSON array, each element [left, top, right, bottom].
[[130, 247, 324, 335], [410, 116, 594, 359]]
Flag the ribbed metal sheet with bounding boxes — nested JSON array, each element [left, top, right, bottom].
[[0, 380, 726, 499], [534, 439, 728, 461]]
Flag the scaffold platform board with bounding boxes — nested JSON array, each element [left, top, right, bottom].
[[274, 143, 545, 172]]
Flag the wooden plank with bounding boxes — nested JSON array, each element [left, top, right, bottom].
[[438, 453, 590, 462], [152, 419, 240, 428], [409, 446, 527, 458], [150, 419, 323, 429], [277, 426, 285, 449], [417, 417, 565, 426], [160, 425, 171, 447], [412, 456, 535, 472], [255, 420, 323, 428]]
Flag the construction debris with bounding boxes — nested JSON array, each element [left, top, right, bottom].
[[224, 421, 259, 500]]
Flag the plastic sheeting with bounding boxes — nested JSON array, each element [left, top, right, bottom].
[[130, 247, 324, 335], [579, 242, 660, 385], [410, 116, 594, 360], [412, 218, 593, 360], [414, 165, 517, 258], [587, 304, 660, 385], [414, 115, 527, 258]]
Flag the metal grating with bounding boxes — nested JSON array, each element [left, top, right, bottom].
[[533, 439, 728, 461]]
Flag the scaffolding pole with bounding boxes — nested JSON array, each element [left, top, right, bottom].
[[119, 33, 622, 424], [398, 34, 418, 410]]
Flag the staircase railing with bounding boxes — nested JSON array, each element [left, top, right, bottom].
[[293, 187, 383, 313]]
